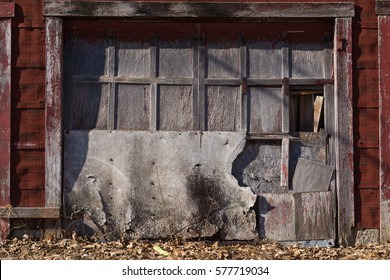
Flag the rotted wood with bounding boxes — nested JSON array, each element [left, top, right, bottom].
[[43, 1, 355, 18]]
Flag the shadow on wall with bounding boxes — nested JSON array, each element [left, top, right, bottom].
[[256, 196, 275, 239]]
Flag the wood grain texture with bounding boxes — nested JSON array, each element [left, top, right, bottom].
[[0, 207, 60, 219], [248, 41, 282, 78], [291, 43, 327, 78], [292, 158, 333, 192], [295, 192, 334, 240], [206, 42, 240, 79], [116, 84, 150, 130], [249, 87, 283, 133], [0, 18, 11, 208], [334, 17, 354, 246], [206, 86, 240, 131], [159, 40, 193, 78], [116, 40, 151, 78], [378, 16, 390, 243], [44, 2, 355, 18], [158, 85, 193, 130], [46, 17, 63, 236], [377, 1, 390, 15]]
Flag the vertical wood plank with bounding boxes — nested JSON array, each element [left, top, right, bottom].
[[0, 18, 11, 207], [240, 35, 247, 132], [281, 138, 289, 188], [46, 17, 63, 236], [282, 78, 290, 133], [198, 34, 206, 131], [107, 42, 116, 130], [149, 36, 157, 130], [379, 16, 390, 243], [192, 33, 199, 130], [334, 17, 354, 246]]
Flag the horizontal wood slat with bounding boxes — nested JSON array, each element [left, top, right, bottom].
[[44, 1, 355, 18], [0, 207, 60, 219], [0, 2, 15, 18]]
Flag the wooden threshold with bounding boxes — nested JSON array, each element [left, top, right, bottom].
[[0, 207, 60, 219]]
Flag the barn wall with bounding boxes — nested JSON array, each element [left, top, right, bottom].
[[0, 0, 382, 241]]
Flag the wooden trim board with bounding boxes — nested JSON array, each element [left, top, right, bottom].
[[0, 207, 60, 219]]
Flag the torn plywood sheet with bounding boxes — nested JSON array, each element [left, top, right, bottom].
[[292, 158, 334, 192], [63, 130, 257, 240]]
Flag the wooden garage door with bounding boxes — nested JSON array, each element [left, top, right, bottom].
[[63, 20, 336, 243]]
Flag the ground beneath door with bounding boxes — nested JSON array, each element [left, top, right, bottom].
[[1, 237, 389, 260]]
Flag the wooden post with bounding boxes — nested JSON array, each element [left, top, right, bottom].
[[45, 17, 63, 238], [378, 15, 390, 243], [0, 2, 14, 240], [334, 17, 354, 246]]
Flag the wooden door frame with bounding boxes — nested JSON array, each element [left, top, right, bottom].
[[44, 1, 355, 245]]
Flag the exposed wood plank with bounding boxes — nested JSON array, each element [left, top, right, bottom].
[[378, 15, 390, 243], [206, 40, 240, 78], [258, 194, 295, 241], [295, 192, 334, 240], [206, 86, 240, 131], [334, 17, 354, 246], [0, 207, 60, 219], [205, 78, 242, 86], [299, 95, 314, 131], [0, 2, 15, 18], [46, 17, 63, 236], [292, 158, 333, 192], [158, 85, 193, 130], [0, 19, 11, 208], [159, 39, 193, 78], [192, 34, 199, 130], [73, 76, 193, 85], [289, 78, 333, 85], [198, 34, 206, 131], [246, 133, 299, 140], [282, 79, 290, 133], [149, 83, 157, 131], [116, 39, 151, 78], [249, 87, 283, 133], [281, 138, 290, 187], [44, 2, 355, 18], [248, 41, 283, 79], [107, 44, 115, 130], [290, 42, 327, 79], [116, 85, 150, 130], [313, 96, 324, 132], [240, 36, 247, 132]]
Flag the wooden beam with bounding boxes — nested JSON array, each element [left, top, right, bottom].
[[378, 15, 390, 243], [44, 1, 355, 18], [0, 207, 60, 219], [334, 18, 354, 246], [46, 17, 64, 235], [0, 2, 15, 18]]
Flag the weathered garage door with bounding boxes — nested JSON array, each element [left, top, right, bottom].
[[63, 21, 335, 242]]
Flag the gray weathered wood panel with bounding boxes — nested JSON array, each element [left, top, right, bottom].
[[249, 87, 283, 133], [0, 207, 60, 219], [206, 86, 240, 131], [158, 85, 193, 130], [115, 84, 150, 130], [116, 40, 151, 77], [71, 83, 109, 129], [44, 2, 355, 18], [334, 17, 354, 246], [248, 41, 283, 78], [159, 40, 193, 78], [258, 194, 295, 241], [290, 43, 327, 78], [206, 42, 240, 78], [72, 38, 108, 76], [292, 158, 333, 192], [295, 192, 334, 240]]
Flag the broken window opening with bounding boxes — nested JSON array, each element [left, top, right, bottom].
[[289, 86, 325, 133]]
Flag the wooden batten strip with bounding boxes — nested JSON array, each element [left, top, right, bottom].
[[44, 2, 355, 18], [0, 207, 60, 219]]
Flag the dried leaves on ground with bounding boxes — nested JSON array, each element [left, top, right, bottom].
[[1, 237, 389, 260]]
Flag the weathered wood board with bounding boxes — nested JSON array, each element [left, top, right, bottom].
[[292, 158, 334, 192]]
